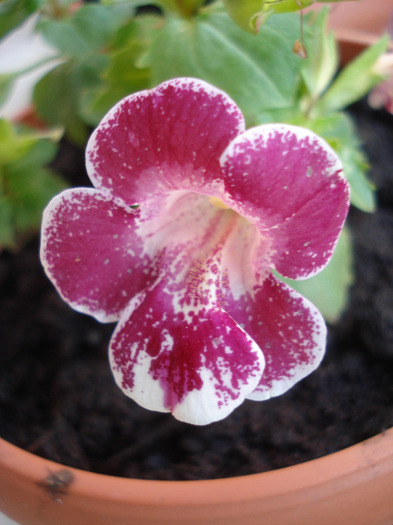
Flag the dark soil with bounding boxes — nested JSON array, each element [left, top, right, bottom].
[[1, 101, 393, 480]]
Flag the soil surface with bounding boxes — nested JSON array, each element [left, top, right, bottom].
[[1, 100, 393, 480]]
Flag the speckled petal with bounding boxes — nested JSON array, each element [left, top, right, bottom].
[[109, 272, 265, 425], [40, 188, 156, 322], [86, 77, 245, 205], [221, 273, 326, 400], [220, 124, 350, 279]]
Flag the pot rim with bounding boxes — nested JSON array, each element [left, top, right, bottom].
[[1, 427, 393, 505]]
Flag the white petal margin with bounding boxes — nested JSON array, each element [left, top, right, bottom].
[[171, 328, 265, 425], [219, 123, 349, 281], [40, 187, 152, 323], [247, 282, 327, 401]]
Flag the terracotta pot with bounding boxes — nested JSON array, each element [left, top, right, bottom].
[[320, 0, 393, 64], [1, 429, 393, 525]]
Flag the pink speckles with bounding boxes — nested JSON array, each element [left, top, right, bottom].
[[86, 77, 245, 206], [220, 124, 350, 280], [40, 78, 350, 425], [40, 188, 156, 322], [110, 278, 264, 425], [226, 275, 328, 400]]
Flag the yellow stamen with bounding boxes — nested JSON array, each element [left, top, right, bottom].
[[209, 196, 231, 210]]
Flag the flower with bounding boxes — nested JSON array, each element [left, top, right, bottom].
[[40, 78, 350, 425]]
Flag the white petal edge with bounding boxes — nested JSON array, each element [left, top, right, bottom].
[[247, 283, 327, 401]]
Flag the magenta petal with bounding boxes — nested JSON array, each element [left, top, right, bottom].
[[222, 274, 326, 400], [86, 78, 245, 205], [220, 124, 350, 279], [40, 188, 155, 322], [109, 277, 265, 426]]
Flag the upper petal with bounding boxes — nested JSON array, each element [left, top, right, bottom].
[[40, 188, 156, 322], [86, 77, 245, 205], [220, 124, 350, 279]]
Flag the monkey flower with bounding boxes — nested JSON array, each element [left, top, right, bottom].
[[40, 78, 350, 425]]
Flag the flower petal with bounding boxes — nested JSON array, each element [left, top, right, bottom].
[[40, 188, 156, 322], [220, 124, 350, 279], [137, 191, 239, 270], [221, 273, 326, 400], [109, 271, 265, 426], [86, 77, 245, 205]]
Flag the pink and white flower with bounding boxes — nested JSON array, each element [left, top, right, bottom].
[[40, 78, 350, 425]]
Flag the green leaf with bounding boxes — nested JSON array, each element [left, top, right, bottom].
[[0, 0, 43, 39], [12, 136, 58, 168], [337, 140, 375, 212], [146, 8, 303, 126], [102, 0, 177, 11], [0, 73, 17, 106], [264, 0, 313, 14], [39, 18, 94, 59], [33, 60, 105, 144], [7, 163, 66, 233], [279, 226, 354, 324], [318, 35, 389, 112], [300, 8, 339, 102], [0, 119, 36, 164], [177, 0, 206, 15], [33, 63, 82, 142], [222, 0, 265, 34], [222, 0, 313, 32], [316, 0, 360, 2], [39, 3, 135, 59], [309, 112, 376, 212], [0, 123, 66, 250], [0, 195, 15, 248], [79, 14, 158, 126]]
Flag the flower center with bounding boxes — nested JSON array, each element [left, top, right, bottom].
[[208, 196, 231, 210]]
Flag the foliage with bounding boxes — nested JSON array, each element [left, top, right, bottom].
[[0, 119, 65, 250], [279, 226, 353, 324], [0, 0, 44, 38]]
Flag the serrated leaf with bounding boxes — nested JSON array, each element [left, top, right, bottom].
[[279, 226, 353, 324], [147, 8, 303, 126]]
